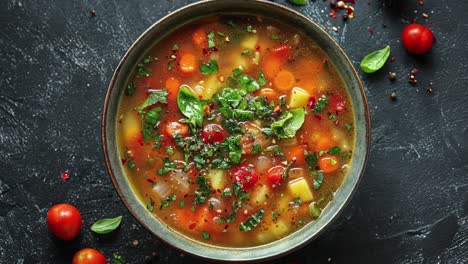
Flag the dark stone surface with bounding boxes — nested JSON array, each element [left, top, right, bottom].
[[1, 0, 467, 263]]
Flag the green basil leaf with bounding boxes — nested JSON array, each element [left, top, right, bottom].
[[288, 0, 308, 6], [360, 45, 391, 73], [90, 216, 122, 234], [270, 108, 305, 138], [200, 60, 219, 75], [177, 86, 204, 127], [136, 89, 168, 113]]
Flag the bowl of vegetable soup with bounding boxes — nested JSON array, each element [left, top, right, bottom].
[[102, 0, 370, 261]]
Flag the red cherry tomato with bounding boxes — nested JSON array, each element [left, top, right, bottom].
[[266, 166, 285, 187], [201, 124, 226, 144], [329, 93, 346, 115], [233, 164, 258, 190], [401, 24, 434, 55], [72, 248, 107, 264], [47, 203, 82, 240], [271, 44, 291, 60]]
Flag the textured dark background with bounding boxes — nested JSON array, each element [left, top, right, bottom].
[[1, 0, 467, 263]]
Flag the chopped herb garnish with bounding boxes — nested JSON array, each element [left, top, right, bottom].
[[221, 188, 232, 198], [328, 146, 341, 155], [241, 50, 251, 56], [298, 219, 306, 226], [160, 195, 177, 209], [239, 209, 264, 232], [194, 176, 211, 205], [179, 201, 185, 208], [251, 144, 262, 154], [172, 44, 179, 51], [136, 89, 168, 113], [220, 136, 243, 164], [202, 230, 210, 240], [146, 200, 154, 212], [249, 96, 273, 119], [228, 20, 236, 27], [313, 94, 329, 114], [283, 161, 293, 181], [112, 253, 126, 264], [293, 197, 302, 205], [177, 86, 204, 129], [270, 108, 305, 139], [271, 35, 281, 40], [126, 83, 135, 96], [305, 152, 318, 169], [157, 157, 179, 175], [264, 145, 285, 158], [207, 31, 215, 48], [200, 60, 219, 75], [346, 123, 353, 131], [313, 171, 324, 190], [136, 56, 155, 78], [166, 146, 174, 156], [330, 158, 337, 165], [258, 70, 267, 86], [123, 151, 136, 169], [217, 31, 225, 37], [247, 25, 253, 33], [167, 63, 174, 71]]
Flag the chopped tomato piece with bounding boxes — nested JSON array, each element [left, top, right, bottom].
[[233, 164, 258, 190], [201, 124, 226, 144], [271, 44, 291, 60], [266, 166, 285, 187]]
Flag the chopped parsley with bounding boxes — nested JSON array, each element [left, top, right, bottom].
[[194, 176, 211, 205], [166, 146, 174, 156], [258, 70, 267, 86], [160, 195, 176, 209], [136, 56, 155, 78], [328, 146, 341, 155], [172, 44, 179, 51], [126, 83, 135, 96], [239, 209, 264, 232], [247, 25, 254, 33], [157, 157, 179, 175], [313, 171, 324, 190], [241, 50, 251, 56], [346, 123, 354, 131], [202, 230, 210, 240], [313, 94, 329, 114], [293, 197, 302, 205], [207, 31, 215, 48], [271, 35, 281, 40], [251, 144, 262, 154], [136, 89, 168, 113]]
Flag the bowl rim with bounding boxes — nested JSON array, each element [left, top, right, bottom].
[[102, 0, 371, 261]]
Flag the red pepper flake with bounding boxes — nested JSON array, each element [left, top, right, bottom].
[[60, 171, 70, 181], [418, 0, 424, 5], [121, 156, 127, 165], [390, 56, 396, 63], [368, 27, 374, 34], [202, 48, 212, 56], [426, 87, 433, 93], [411, 68, 419, 75], [307, 96, 316, 109], [314, 115, 322, 121], [255, 45, 261, 51]]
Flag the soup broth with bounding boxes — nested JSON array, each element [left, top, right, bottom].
[[117, 15, 354, 247]]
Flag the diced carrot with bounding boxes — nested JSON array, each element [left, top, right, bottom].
[[192, 28, 207, 49], [273, 70, 295, 91], [165, 77, 180, 101], [284, 146, 306, 164], [179, 53, 197, 75], [263, 56, 282, 79], [315, 136, 336, 151], [318, 154, 340, 173], [165, 121, 189, 138], [257, 88, 278, 101]]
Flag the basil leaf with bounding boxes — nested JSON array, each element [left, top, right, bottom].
[[142, 107, 163, 142], [200, 60, 219, 75], [249, 96, 273, 118], [239, 209, 264, 232], [270, 108, 305, 138], [177, 86, 203, 127], [136, 89, 168, 113], [360, 45, 391, 73], [90, 216, 122, 234], [305, 152, 318, 169], [288, 0, 308, 6], [232, 68, 260, 92]]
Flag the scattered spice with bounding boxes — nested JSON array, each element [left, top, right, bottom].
[[60, 171, 70, 181], [90, 10, 96, 17], [390, 56, 396, 63], [422, 13, 429, 19], [390, 92, 397, 100], [388, 72, 396, 81], [332, 26, 338, 32]]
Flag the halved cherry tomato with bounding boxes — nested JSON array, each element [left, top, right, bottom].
[[266, 166, 285, 187], [328, 93, 346, 115], [233, 164, 258, 190], [401, 24, 434, 55], [47, 203, 82, 241], [201, 124, 226, 144], [72, 248, 107, 264], [318, 154, 340, 173], [165, 121, 189, 138]]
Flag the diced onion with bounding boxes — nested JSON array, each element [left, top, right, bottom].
[[169, 170, 190, 193], [255, 156, 272, 174], [152, 180, 171, 197]]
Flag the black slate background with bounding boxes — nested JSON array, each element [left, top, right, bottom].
[[1, 0, 467, 263]]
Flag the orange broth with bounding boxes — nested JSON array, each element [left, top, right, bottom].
[[117, 15, 354, 247]]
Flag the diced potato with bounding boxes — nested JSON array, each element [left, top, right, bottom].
[[276, 194, 292, 211], [271, 219, 289, 238], [193, 75, 220, 100], [287, 177, 314, 202], [251, 185, 270, 206], [123, 111, 141, 145], [206, 169, 226, 190], [257, 231, 275, 244], [241, 35, 258, 49], [288, 87, 310, 108]]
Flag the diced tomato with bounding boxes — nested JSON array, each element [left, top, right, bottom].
[[233, 164, 258, 190], [318, 154, 340, 173], [201, 124, 226, 144], [266, 166, 285, 187], [165, 121, 189, 138], [329, 93, 346, 115], [271, 44, 291, 61]]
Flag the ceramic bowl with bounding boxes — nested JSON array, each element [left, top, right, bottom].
[[102, 0, 370, 261]]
